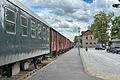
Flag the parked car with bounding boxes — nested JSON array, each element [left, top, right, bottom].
[[111, 47, 120, 54], [95, 46, 105, 50], [106, 47, 115, 53], [116, 48, 120, 54]]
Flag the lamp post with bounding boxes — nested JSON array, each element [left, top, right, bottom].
[[78, 27, 80, 55]]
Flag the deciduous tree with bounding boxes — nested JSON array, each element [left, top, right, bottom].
[[111, 16, 120, 39], [90, 11, 113, 46]]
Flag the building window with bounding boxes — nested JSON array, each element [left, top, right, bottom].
[[90, 42, 92, 44], [31, 20, 36, 38], [21, 15, 28, 36], [86, 42, 88, 44], [94, 42, 96, 44], [90, 36, 92, 40], [86, 37, 88, 40], [5, 8, 16, 34]]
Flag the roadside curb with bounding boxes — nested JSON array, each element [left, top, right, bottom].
[[80, 49, 120, 80]]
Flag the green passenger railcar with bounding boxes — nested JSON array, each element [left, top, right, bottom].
[[0, 0, 50, 73]]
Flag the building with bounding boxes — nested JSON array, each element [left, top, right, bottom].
[[109, 39, 120, 47], [81, 30, 98, 48]]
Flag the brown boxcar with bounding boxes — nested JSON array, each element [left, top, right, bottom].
[[49, 27, 73, 57]]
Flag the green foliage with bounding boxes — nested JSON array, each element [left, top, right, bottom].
[[90, 11, 113, 45], [74, 36, 79, 43], [111, 16, 120, 39]]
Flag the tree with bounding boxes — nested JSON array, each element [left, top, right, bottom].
[[74, 36, 79, 44], [74, 35, 82, 45], [90, 11, 113, 46], [111, 16, 120, 39]]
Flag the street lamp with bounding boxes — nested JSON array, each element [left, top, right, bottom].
[[78, 27, 80, 55], [78, 27, 80, 43]]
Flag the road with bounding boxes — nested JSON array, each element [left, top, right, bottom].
[[27, 48, 102, 80], [81, 48, 120, 80], [86, 48, 120, 74]]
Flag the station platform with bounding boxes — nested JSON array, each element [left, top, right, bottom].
[[27, 48, 102, 80]]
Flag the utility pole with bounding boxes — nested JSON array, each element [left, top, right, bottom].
[[78, 27, 80, 55]]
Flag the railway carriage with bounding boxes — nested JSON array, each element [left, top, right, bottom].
[[50, 28, 73, 57], [0, 0, 73, 77], [0, 0, 50, 77]]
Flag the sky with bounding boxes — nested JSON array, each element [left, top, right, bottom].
[[19, 0, 120, 41]]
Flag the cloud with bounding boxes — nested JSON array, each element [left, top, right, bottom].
[[19, 0, 120, 41]]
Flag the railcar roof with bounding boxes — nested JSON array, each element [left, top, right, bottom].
[[7, 0, 50, 26]]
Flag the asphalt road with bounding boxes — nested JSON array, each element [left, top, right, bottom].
[[86, 48, 120, 74], [28, 48, 102, 80]]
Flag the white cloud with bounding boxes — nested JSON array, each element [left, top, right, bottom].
[[19, 0, 120, 41]]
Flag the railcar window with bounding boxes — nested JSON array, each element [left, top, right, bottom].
[[21, 15, 28, 36], [42, 26, 46, 40], [46, 27, 49, 42], [38, 23, 42, 39], [31, 20, 36, 38], [5, 8, 16, 34]]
